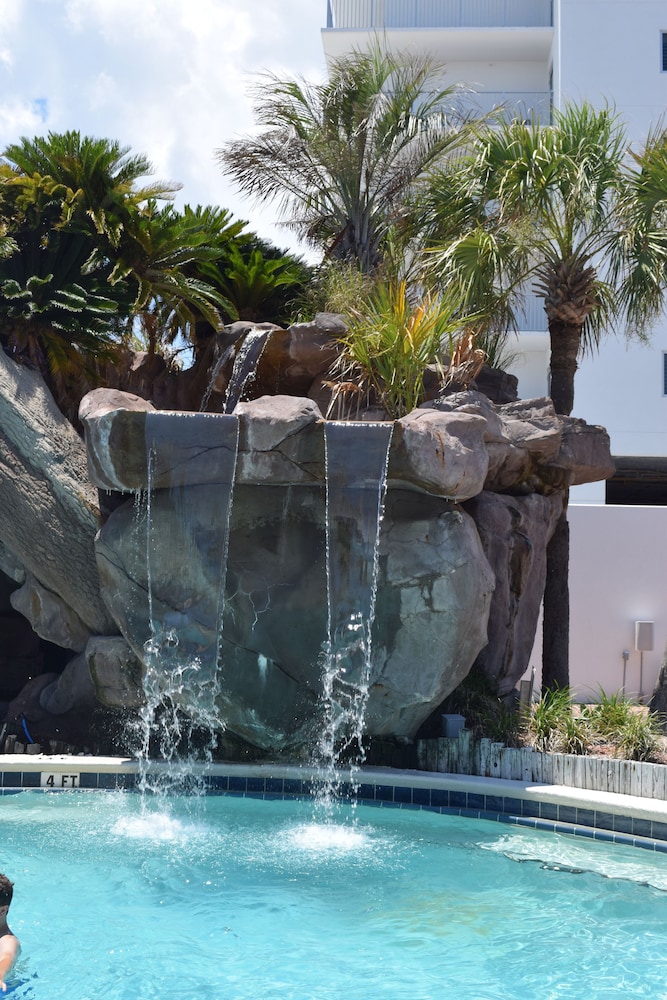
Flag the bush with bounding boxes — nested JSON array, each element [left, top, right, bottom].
[[521, 686, 666, 762]]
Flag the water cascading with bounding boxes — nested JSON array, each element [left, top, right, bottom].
[[138, 410, 239, 788], [316, 420, 394, 801], [223, 328, 271, 414]]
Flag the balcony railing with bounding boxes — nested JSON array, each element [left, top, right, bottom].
[[515, 292, 547, 332], [326, 0, 553, 29], [456, 90, 551, 123]]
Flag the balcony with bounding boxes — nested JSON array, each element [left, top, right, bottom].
[[326, 0, 553, 29], [456, 90, 551, 123], [515, 292, 547, 333]]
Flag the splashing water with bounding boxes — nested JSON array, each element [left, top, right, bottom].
[[135, 411, 240, 795], [315, 421, 394, 811]]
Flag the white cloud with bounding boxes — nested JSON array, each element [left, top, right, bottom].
[[0, 0, 327, 255]]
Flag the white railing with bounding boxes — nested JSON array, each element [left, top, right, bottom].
[[456, 90, 551, 125], [515, 292, 547, 332], [327, 0, 553, 29]]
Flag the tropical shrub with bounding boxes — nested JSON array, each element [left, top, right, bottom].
[[333, 279, 471, 418]]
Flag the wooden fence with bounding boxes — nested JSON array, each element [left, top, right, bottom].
[[416, 731, 667, 800]]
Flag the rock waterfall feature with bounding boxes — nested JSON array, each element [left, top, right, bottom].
[[0, 314, 615, 758], [80, 383, 612, 756]]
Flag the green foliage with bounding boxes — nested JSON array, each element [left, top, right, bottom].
[[521, 686, 666, 762], [199, 243, 310, 326], [0, 133, 273, 410], [293, 260, 381, 319], [219, 44, 476, 272], [440, 668, 520, 745], [334, 279, 468, 418], [613, 711, 664, 762], [522, 686, 576, 753], [580, 687, 636, 737]]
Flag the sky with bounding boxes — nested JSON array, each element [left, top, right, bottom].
[[0, 0, 328, 257]]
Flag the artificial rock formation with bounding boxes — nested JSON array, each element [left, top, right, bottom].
[[0, 314, 615, 756], [80, 377, 613, 753]]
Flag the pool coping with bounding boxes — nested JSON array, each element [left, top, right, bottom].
[[3, 755, 667, 852]]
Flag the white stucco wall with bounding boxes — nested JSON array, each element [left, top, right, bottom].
[[526, 504, 667, 701], [556, 0, 667, 135]]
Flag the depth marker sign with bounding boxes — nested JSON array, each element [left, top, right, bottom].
[[40, 772, 80, 788]]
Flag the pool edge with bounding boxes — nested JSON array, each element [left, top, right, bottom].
[[2, 755, 667, 851]]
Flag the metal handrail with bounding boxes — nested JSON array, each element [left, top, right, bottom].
[[326, 0, 553, 30]]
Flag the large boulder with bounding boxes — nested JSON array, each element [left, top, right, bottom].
[[0, 351, 115, 638], [94, 481, 494, 750], [464, 491, 564, 694], [79, 387, 614, 754]]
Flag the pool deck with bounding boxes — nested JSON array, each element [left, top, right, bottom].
[[3, 754, 667, 852]]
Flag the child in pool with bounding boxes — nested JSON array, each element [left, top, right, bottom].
[[0, 875, 20, 992]]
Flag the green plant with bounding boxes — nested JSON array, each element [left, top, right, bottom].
[[580, 687, 635, 738], [334, 279, 468, 418], [522, 686, 577, 753], [438, 667, 521, 745], [558, 712, 590, 756], [294, 260, 380, 320], [613, 710, 664, 762], [218, 44, 476, 273]]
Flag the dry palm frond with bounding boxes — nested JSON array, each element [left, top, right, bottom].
[[443, 329, 486, 388], [322, 378, 368, 420]]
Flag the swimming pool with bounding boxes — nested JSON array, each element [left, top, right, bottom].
[[4, 789, 667, 999]]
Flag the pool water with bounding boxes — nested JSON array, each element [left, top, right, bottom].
[[3, 790, 667, 999]]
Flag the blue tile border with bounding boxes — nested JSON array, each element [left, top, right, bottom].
[[3, 762, 667, 854]]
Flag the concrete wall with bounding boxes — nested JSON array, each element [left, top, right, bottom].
[[526, 504, 667, 701]]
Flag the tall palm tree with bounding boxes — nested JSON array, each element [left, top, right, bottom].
[[218, 45, 476, 273], [424, 104, 667, 690]]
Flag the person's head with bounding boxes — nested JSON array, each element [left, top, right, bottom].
[[0, 875, 13, 911]]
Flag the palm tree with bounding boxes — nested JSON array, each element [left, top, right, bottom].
[[424, 104, 667, 690], [198, 243, 310, 325], [218, 45, 476, 273], [107, 202, 242, 359]]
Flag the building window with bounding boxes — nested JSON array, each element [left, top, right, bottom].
[[662, 32, 667, 71], [664, 352, 667, 394]]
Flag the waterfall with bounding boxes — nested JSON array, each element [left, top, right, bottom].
[[138, 410, 239, 791], [316, 420, 394, 804], [199, 327, 272, 414], [224, 327, 271, 413], [199, 345, 234, 413]]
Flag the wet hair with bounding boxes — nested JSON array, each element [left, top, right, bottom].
[[0, 875, 13, 908]]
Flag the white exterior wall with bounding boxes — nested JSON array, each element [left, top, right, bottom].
[[556, 0, 667, 133], [552, 0, 667, 461], [528, 504, 667, 701]]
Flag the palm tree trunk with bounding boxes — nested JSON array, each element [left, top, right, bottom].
[[542, 318, 580, 691], [542, 497, 570, 690], [548, 318, 579, 415]]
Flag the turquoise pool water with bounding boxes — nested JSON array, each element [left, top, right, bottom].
[[3, 790, 667, 999]]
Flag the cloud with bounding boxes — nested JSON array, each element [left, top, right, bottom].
[[0, 0, 327, 255]]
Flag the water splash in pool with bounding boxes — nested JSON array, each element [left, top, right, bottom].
[[137, 411, 240, 793], [316, 421, 393, 807]]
